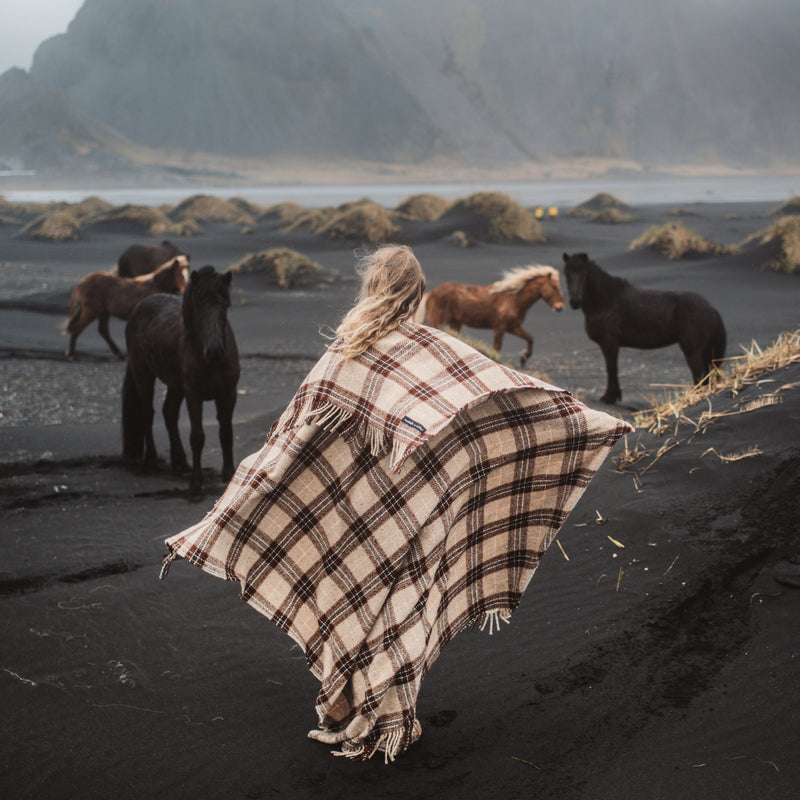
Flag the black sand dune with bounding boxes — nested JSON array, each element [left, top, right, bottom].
[[1, 197, 798, 799]]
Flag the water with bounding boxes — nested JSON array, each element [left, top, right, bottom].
[[1, 174, 798, 208]]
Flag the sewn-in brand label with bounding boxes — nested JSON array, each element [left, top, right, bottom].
[[401, 416, 426, 434]]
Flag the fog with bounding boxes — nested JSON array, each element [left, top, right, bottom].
[[0, 0, 83, 73]]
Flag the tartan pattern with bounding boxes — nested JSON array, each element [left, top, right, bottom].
[[165, 321, 632, 760]]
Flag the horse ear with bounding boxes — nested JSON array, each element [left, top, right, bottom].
[[223, 271, 232, 286], [190, 270, 200, 283], [562, 253, 570, 263]]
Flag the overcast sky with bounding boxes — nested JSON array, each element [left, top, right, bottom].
[[0, 0, 84, 75]]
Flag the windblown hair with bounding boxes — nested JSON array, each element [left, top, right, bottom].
[[489, 264, 557, 294], [335, 245, 426, 360]]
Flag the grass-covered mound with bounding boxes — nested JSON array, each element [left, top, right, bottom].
[[632, 329, 800, 436], [281, 199, 401, 244], [395, 193, 452, 221], [168, 194, 262, 226], [82, 204, 182, 236], [629, 221, 738, 259], [319, 201, 401, 243], [260, 202, 308, 224], [742, 215, 800, 274], [442, 191, 545, 244], [568, 192, 633, 220], [16, 210, 82, 241], [228, 247, 335, 289], [769, 196, 800, 218]]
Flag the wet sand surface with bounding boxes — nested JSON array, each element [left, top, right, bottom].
[[1, 198, 799, 799]]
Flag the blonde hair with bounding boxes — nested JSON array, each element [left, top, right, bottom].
[[334, 245, 426, 359]]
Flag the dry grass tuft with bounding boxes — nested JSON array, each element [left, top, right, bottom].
[[395, 193, 452, 221], [228, 247, 329, 289], [169, 194, 258, 225], [769, 195, 800, 217], [590, 207, 634, 224], [634, 329, 800, 435], [448, 230, 474, 248], [70, 196, 114, 220], [318, 201, 401, 243], [449, 191, 545, 244], [261, 202, 308, 224], [17, 211, 82, 241], [568, 193, 632, 219], [83, 204, 179, 237], [742, 215, 800, 274], [630, 221, 738, 259]]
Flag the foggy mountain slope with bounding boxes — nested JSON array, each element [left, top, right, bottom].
[[28, 0, 439, 161], [2, 0, 798, 171], [334, 0, 800, 165], [0, 67, 134, 170]]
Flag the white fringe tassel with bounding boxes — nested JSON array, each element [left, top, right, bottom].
[[479, 609, 512, 635], [306, 402, 352, 432]]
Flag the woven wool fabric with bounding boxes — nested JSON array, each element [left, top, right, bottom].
[[163, 321, 632, 760]]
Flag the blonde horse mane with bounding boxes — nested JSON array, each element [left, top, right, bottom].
[[489, 264, 558, 294]]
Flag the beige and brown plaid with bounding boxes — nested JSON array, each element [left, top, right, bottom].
[[163, 321, 632, 760]]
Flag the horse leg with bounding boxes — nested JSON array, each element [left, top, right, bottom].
[[185, 394, 205, 495], [492, 329, 505, 353], [506, 323, 533, 367], [163, 387, 189, 472], [215, 392, 237, 483], [97, 312, 124, 359], [136, 373, 159, 467], [599, 342, 622, 404]]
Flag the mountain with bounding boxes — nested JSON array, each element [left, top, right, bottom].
[[1, 0, 798, 174]]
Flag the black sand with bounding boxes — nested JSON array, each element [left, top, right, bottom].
[[1, 199, 798, 799]]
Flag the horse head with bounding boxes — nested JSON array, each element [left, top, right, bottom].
[[562, 252, 591, 310], [183, 266, 233, 365], [537, 267, 565, 312]]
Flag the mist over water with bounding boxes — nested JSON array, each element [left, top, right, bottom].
[[2, 174, 798, 209]]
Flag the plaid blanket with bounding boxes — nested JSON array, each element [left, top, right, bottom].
[[163, 321, 632, 760]]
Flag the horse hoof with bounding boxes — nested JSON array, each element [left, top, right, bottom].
[[600, 394, 619, 405]]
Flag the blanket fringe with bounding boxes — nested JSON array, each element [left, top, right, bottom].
[[306, 402, 352, 433], [480, 609, 512, 635], [329, 718, 421, 764], [159, 550, 177, 580]]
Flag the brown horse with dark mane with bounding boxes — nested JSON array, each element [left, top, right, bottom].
[[64, 255, 190, 360], [415, 264, 565, 365]]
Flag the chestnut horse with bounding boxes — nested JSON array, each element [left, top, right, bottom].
[[64, 255, 190, 360], [415, 264, 565, 365]]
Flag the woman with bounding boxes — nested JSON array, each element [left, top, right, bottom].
[[161, 244, 632, 761]]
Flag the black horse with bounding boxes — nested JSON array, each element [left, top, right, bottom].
[[118, 240, 187, 278], [562, 252, 726, 404], [122, 266, 240, 493]]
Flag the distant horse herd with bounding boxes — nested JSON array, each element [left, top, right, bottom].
[[63, 237, 725, 493]]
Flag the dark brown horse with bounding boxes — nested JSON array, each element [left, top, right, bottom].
[[562, 252, 726, 404], [122, 266, 240, 494], [415, 264, 565, 365], [64, 255, 190, 359], [118, 240, 187, 278]]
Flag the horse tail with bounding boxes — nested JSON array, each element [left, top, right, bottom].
[[121, 363, 145, 461], [414, 292, 429, 324], [62, 292, 82, 334]]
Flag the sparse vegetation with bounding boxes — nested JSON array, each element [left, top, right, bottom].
[[228, 247, 331, 288], [568, 193, 632, 220], [319, 201, 401, 243], [448, 191, 545, 244], [769, 195, 800, 217], [17, 211, 82, 241], [83, 204, 178, 237], [743, 215, 800, 274], [590, 207, 633, 224], [629, 221, 738, 259], [633, 329, 800, 435], [169, 194, 258, 225], [395, 193, 452, 221]]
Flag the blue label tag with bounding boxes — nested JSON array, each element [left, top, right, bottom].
[[401, 416, 426, 434]]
